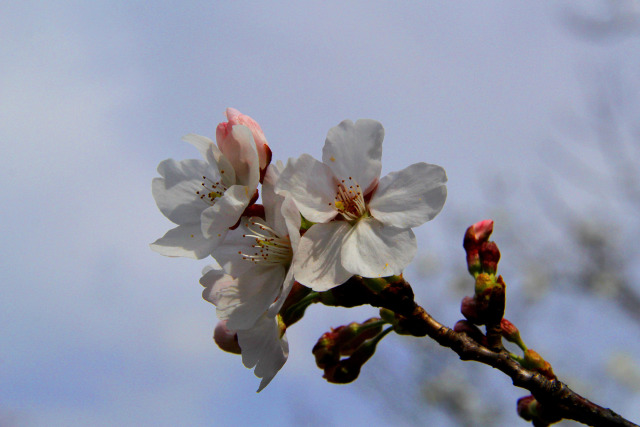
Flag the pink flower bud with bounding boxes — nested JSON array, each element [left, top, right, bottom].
[[471, 219, 494, 242], [463, 219, 494, 250], [213, 320, 241, 354], [217, 108, 272, 181]]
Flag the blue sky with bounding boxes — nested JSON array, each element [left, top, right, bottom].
[[2, 1, 639, 426]]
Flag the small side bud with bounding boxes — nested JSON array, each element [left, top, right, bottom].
[[523, 349, 556, 379], [454, 320, 488, 346], [312, 331, 339, 369], [335, 319, 383, 356], [466, 248, 481, 276], [323, 336, 379, 384], [213, 321, 241, 354], [479, 241, 500, 275], [501, 318, 527, 350], [516, 395, 538, 421], [460, 296, 481, 324], [517, 395, 561, 425]]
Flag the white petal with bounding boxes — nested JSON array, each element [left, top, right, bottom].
[[267, 266, 296, 317], [262, 163, 288, 236], [215, 266, 286, 330], [153, 158, 215, 224], [182, 133, 214, 162], [292, 222, 353, 291], [200, 185, 251, 239], [341, 218, 417, 278], [275, 154, 338, 223], [150, 224, 225, 259], [200, 270, 236, 305], [182, 133, 236, 186], [220, 125, 260, 189], [322, 119, 383, 192], [369, 162, 447, 228], [237, 315, 289, 392], [281, 197, 301, 252], [210, 224, 256, 277]]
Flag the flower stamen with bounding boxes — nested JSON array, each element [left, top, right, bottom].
[[332, 177, 367, 221], [239, 220, 293, 266], [196, 175, 228, 205]]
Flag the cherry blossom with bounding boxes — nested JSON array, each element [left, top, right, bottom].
[[150, 125, 260, 259], [276, 119, 447, 290], [200, 163, 299, 390], [201, 162, 300, 327]]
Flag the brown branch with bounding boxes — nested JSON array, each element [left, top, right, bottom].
[[322, 277, 639, 427], [384, 280, 637, 427]]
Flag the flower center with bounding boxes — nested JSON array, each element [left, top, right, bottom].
[[332, 177, 367, 221], [240, 220, 293, 266], [196, 174, 228, 205]]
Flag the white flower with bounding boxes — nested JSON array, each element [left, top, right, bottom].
[[212, 315, 289, 392], [200, 163, 300, 390], [237, 314, 289, 392], [201, 162, 300, 328], [276, 119, 447, 291], [150, 127, 260, 259]]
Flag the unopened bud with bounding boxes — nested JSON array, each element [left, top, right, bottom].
[[463, 220, 494, 250], [312, 331, 339, 369], [516, 395, 538, 421], [517, 394, 561, 425], [460, 296, 481, 324], [323, 337, 378, 384], [523, 349, 556, 379], [454, 320, 488, 346], [501, 318, 526, 350], [479, 241, 500, 274], [466, 248, 481, 276], [472, 219, 494, 242], [336, 319, 383, 356], [213, 321, 241, 354]]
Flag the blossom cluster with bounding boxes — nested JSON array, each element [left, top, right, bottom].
[[151, 108, 448, 390]]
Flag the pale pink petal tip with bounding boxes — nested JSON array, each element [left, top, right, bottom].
[[472, 219, 494, 240], [225, 107, 242, 120]]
